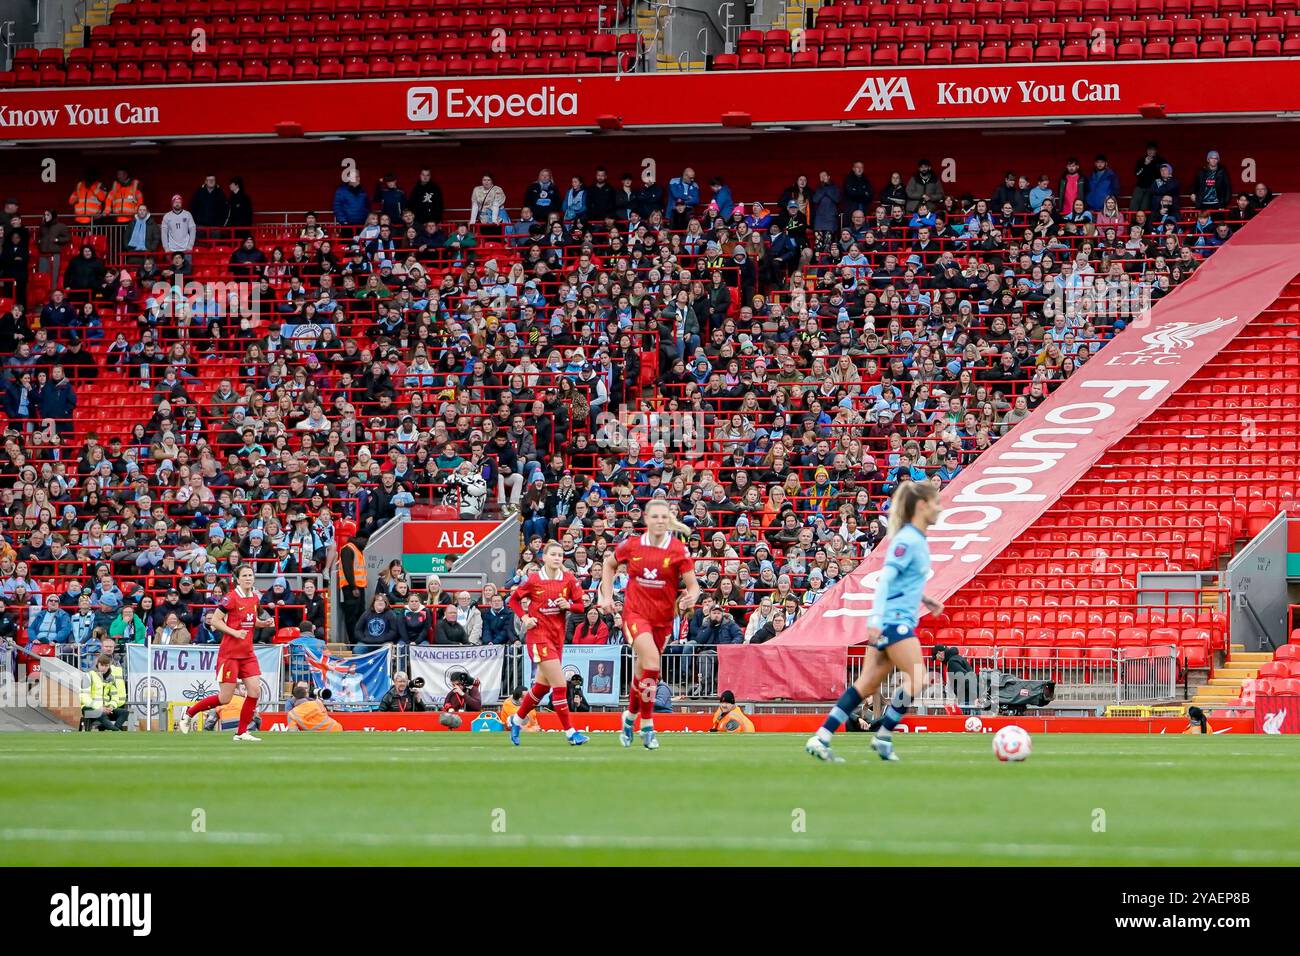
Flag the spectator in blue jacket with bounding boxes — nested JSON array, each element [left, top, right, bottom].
[[1085, 155, 1120, 212], [1150, 163, 1180, 212], [481, 591, 517, 645], [373, 173, 406, 223], [936, 451, 964, 485], [40, 289, 78, 331], [353, 592, 401, 655], [691, 603, 743, 695], [36, 365, 76, 435], [332, 173, 369, 230], [882, 452, 928, 495], [28, 593, 72, 645], [562, 176, 587, 223], [708, 176, 733, 218], [666, 167, 700, 212], [763, 222, 800, 286]]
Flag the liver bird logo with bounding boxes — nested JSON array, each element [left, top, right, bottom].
[[1129, 316, 1238, 357], [1262, 708, 1288, 735]]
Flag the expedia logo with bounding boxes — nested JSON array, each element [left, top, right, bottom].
[[845, 76, 915, 113], [406, 85, 579, 126]]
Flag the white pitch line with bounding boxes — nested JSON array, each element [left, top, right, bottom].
[[2, 827, 1298, 864]]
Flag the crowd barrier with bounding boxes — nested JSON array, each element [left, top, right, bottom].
[[26, 640, 1182, 718]]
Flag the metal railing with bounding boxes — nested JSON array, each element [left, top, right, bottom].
[[849, 648, 1180, 714], [111, 642, 1182, 712]]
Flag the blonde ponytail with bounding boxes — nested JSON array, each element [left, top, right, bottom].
[[885, 481, 938, 540], [646, 498, 692, 537]]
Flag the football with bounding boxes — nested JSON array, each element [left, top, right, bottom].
[[964, 716, 984, 733], [992, 725, 1033, 762]]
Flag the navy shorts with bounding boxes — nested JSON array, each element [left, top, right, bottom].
[[873, 623, 918, 651]]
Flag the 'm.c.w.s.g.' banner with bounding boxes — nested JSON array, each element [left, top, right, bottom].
[[1, 59, 1297, 142], [410, 644, 505, 708], [126, 643, 283, 719]]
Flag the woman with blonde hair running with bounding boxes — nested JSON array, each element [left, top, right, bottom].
[[806, 481, 944, 763], [599, 499, 700, 751]]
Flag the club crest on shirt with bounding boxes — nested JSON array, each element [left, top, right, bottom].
[[894, 544, 907, 558]]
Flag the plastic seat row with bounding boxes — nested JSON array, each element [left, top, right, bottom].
[[714, 35, 1292, 68], [82, 34, 620, 61], [109, 0, 622, 20], [814, 0, 1300, 28], [97, 12, 609, 43], [750, 15, 1300, 50], [8, 58, 617, 87]]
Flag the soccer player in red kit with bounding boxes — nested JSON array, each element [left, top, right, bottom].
[[177, 566, 274, 740], [506, 541, 589, 746], [599, 499, 700, 750]]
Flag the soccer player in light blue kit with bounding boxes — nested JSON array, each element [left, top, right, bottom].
[[806, 482, 944, 763]]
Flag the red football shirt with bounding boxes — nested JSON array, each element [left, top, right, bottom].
[[218, 588, 262, 658], [508, 570, 585, 644], [615, 532, 694, 628]]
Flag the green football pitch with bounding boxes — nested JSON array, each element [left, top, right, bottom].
[[2, 732, 1297, 866]]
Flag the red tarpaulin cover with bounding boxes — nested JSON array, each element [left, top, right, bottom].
[[716, 643, 848, 702]]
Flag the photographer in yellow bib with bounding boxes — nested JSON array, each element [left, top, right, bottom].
[[286, 680, 343, 732], [709, 690, 754, 733]]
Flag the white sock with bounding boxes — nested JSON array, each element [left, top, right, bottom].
[[564, 727, 576, 738], [641, 719, 655, 733], [622, 709, 637, 725], [816, 727, 833, 745]]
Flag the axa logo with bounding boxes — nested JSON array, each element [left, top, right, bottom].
[[845, 76, 915, 113], [1262, 708, 1287, 734], [1105, 315, 1238, 366], [406, 85, 579, 126]]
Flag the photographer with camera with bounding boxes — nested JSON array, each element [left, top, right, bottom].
[[933, 643, 978, 715], [441, 669, 481, 713], [285, 679, 342, 732], [378, 670, 427, 713], [567, 672, 591, 713]]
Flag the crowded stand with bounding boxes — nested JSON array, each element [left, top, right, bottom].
[[0, 143, 1275, 698]]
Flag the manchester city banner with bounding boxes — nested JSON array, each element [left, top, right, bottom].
[[303, 646, 392, 711], [532, 645, 622, 707], [410, 645, 504, 709], [126, 643, 284, 719]]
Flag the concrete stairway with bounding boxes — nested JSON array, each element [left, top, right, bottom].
[[63, 0, 117, 52], [1190, 645, 1266, 706]]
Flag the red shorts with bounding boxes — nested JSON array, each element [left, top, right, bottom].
[[527, 635, 565, 664], [624, 615, 674, 653], [215, 655, 260, 685]]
